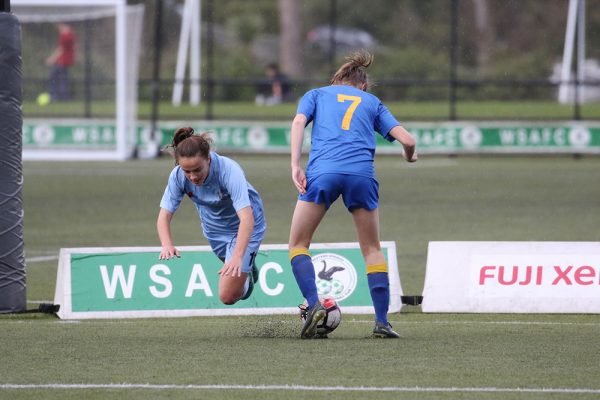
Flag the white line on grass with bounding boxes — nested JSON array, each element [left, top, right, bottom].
[[2, 319, 600, 327], [401, 158, 458, 168], [346, 319, 600, 327], [26, 255, 58, 263], [1, 384, 599, 394], [426, 320, 600, 326]]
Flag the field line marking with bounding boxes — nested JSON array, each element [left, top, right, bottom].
[[2, 319, 600, 327], [346, 320, 600, 326], [1, 384, 599, 394], [423, 321, 600, 326], [403, 159, 458, 168], [27, 255, 58, 263]]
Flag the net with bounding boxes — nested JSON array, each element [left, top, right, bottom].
[[13, 0, 144, 160]]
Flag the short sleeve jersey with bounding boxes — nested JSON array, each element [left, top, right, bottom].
[[58, 29, 75, 67], [160, 152, 266, 242], [297, 84, 399, 179]]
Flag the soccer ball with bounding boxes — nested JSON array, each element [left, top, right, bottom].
[[318, 297, 342, 335], [300, 297, 342, 336]]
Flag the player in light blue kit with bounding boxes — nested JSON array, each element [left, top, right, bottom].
[[289, 51, 417, 338], [157, 127, 266, 305]]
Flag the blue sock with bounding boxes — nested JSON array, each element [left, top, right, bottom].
[[368, 272, 390, 325], [291, 254, 320, 308]]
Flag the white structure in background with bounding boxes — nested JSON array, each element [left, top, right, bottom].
[[14, 0, 144, 161], [555, 0, 600, 104], [551, 59, 600, 103], [172, 0, 201, 106]]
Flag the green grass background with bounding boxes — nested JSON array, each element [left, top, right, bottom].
[[2, 154, 600, 399], [23, 100, 600, 120]]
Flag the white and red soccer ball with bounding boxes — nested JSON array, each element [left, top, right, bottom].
[[301, 297, 342, 335]]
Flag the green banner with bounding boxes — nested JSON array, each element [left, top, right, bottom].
[[376, 123, 600, 153], [22, 120, 293, 152], [54, 243, 402, 319], [24, 119, 600, 154], [23, 120, 117, 149]]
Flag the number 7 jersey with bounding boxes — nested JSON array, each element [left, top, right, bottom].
[[297, 84, 400, 179]]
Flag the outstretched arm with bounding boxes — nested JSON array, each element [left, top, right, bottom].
[[389, 125, 418, 162], [157, 208, 180, 259]]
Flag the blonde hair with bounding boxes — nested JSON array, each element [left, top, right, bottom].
[[330, 50, 373, 90]]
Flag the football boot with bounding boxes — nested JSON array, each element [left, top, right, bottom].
[[300, 302, 326, 339], [240, 263, 258, 301], [372, 321, 401, 338]]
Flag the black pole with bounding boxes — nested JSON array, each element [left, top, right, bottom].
[[449, 0, 458, 121], [328, 0, 337, 75], [0, 0, 10, 12], [0, 0, 27, 313], [206, 0, 214, 120], [84, 20, 92, 118], [150, 0, 164, 138]]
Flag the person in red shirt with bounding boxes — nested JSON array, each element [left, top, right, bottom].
[[46, 23, 76, 101]]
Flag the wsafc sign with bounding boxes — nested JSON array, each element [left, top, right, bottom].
[[422, 242, 600, 313]]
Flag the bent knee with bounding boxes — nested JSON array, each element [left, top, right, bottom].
[[219, 292, 239, 305]]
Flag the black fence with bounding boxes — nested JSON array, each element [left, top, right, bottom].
[[20, 0, 600, 122]]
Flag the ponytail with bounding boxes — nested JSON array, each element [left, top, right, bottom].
[[330, 50, 373, 89], [163, 127, 212, 164]]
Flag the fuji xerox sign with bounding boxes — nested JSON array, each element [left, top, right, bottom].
[[422, 242, 600, 313]]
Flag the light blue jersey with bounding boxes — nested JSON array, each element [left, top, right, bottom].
[[160, 152, 266, 249], [297, 84, 399, 179]]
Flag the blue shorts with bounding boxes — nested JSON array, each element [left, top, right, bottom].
[[209, 236, 261, 274], [299, 173, 379, 211]]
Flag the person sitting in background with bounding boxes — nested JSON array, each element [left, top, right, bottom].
[[255, 63, 292, 106]]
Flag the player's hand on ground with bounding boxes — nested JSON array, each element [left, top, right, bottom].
[[159, 245, 180, 260], [291, 166, 307, 194], [218, 257, 242, 277]]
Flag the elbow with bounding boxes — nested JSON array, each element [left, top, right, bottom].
[[292, 114, 307, 129], [239, 207, 255, 228], [399, 129, 416, 148], [291, 120, 304, 132], [246, 212, 255, 228], [157, 209, 172, 229]]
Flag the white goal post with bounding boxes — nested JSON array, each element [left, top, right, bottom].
[[14, 0, 143, 161]]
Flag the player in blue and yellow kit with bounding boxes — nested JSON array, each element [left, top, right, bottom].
[[289, 51, 417, 338], [157, 127, 266, 305]]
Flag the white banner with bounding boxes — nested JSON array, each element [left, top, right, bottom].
[[422, 242, 600, 313]]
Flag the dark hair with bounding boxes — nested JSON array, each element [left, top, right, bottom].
[[330, 50, 373, 90], [164, 127, 212, 164]]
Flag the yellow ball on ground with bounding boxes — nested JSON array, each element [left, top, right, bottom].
[[37, 92, 50, 106]]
